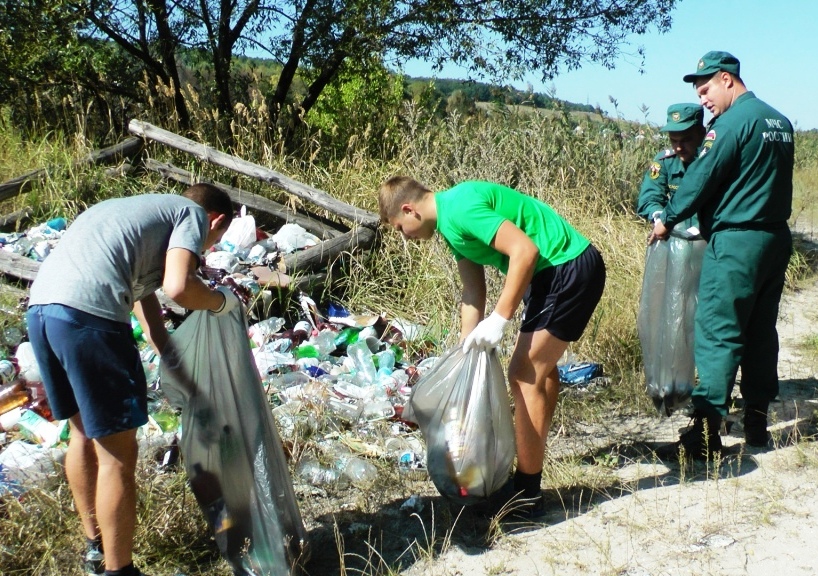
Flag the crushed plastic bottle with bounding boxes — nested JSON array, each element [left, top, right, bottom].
[[340, 457, 378, 485], [348, 340, 377, 384], [374, 349, 395, 374], [248, 317, 286, 348], [361, 399, 395, 421]]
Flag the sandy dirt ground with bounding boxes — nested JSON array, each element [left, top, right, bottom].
[[399, 230, 818, 576]]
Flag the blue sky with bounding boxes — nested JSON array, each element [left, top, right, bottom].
[[403, 0, 818, 130]]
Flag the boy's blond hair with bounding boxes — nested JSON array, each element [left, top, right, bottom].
[[378, 176, 432, 223]]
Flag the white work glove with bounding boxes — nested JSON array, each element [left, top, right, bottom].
[[211, 286, 241, 316], [462, 312, 509, 353]]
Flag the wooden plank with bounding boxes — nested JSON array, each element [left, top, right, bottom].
[[0, 251, 40, 282], [129, 119, 380, 228], [0, 137, 145, 204], [82, 136, 144, 166], [0, 208, 34, 230], [0, 169, 45, 204], [282, 226, 377, 274], [0, 226, 373, 283], [144, 159, 344, 240]]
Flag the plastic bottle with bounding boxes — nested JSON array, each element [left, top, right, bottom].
[[130, 314, 144, 342], [248, 317, 286, 348], [14, 342, 42, 383], [375, 349, 396, 374], [348, 340, 377, 384], [0, 406, 22, 432], [296, 457, 344, 487], [313, 329, 337, 356], [189, 463, 233, 535], [0, 384, 30, 415], [341, 456, 378, 485], [0, 360, 17, 384], [361, 399, 395, 421], [333, 327, 361, 349], [2, 327, 23, 348], [294, 344, 319, 360], [46, 217, 67, 231], [326, 398, 362, 422]]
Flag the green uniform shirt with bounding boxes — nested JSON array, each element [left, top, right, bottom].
[[660, 92, 793, 239], [435, 181, 590, 274], [637, 149, 700, 234]]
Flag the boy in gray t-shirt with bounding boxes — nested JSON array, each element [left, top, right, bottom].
[[27, 183, 239, 576]]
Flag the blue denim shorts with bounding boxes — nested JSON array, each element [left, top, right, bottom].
[[26, 304, 148, 439]]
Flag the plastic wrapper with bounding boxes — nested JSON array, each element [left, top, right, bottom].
[[160, 308, 308, 575], [637, 233, 705, 416], [402, 346, 514, 505]]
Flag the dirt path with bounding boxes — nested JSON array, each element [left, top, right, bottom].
[[401, 230, 818, 576]]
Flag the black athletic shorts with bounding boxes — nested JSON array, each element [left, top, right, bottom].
[[520, 244, 606, 341]]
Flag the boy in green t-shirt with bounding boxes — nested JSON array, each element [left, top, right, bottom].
[[379, 177, 606, 517]]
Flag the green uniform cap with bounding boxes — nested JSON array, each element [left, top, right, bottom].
[[683, 51, 740, 83], [660, 103, 704, 132]]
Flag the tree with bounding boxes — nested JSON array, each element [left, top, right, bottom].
[[256, 0, 680, 137], [15, 0, 680, 141]]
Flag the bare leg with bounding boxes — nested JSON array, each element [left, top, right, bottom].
[[65, 415, 100, 540], [508, 330, 569, 474], [93, 428, 139, 570]]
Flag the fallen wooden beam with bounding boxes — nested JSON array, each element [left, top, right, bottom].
[[0, 207, 34, 230], [0, 224, 375, 284], [129, 120, 380, 228], [0, 250, 40, 282], [0, 137, 144, 204], [282, 226, 377, 274], [144, 158, 344, 240]]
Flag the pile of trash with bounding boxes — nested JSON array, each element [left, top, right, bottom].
[[0, 207, 606, 506], [0, 207, 442, 504]]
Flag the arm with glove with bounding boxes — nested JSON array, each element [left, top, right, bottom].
[[162, 247, 241, 317], [461, 221, 539, 352]]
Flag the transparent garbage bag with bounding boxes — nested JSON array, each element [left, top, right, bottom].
[[637, 233, 706, 416], [160, 308, 308, 575], [402, 346, 515, 505]]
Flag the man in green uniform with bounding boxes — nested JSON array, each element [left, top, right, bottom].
[[651, 51, 794, 457], [637, 102, 705, 232]]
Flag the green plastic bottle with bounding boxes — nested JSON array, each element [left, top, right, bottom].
[[294, 344, 319, 359]]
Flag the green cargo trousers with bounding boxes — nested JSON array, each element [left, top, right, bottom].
[[692, 227, 792, 418]]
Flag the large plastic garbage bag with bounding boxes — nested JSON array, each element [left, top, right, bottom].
[[638, 233, 705, 416], [402, 346, 514, 505], [160, 308, 308, 575]]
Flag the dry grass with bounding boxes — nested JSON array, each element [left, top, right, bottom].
[[1, 98, 817, 575]]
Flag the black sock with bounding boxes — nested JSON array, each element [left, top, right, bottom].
[[105, 562, 138, 576], [513, 469, 543, 499]]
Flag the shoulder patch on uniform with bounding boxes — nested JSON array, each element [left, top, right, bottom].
[[699, 139, 713, 158], [649, 161, 661, 179], [704, 129, 716, 141]]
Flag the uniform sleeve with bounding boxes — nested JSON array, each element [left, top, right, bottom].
[[637, 157, 670, 221], [661, 127, 740, 228]]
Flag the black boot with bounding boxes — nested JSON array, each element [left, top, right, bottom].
[[676, 412, 723, 460], [743, 402, 771, 447]]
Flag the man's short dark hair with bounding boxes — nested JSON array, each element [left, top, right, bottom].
[[183, 183, 234, 229]]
